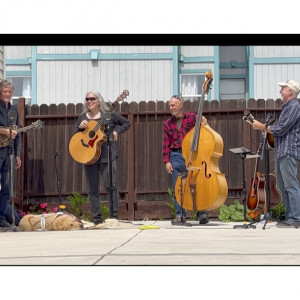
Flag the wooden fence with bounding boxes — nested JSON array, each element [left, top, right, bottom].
[[14, 97, 287, 220]]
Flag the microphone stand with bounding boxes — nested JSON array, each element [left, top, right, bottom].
[[103, 112, 114, 218], [260, 117, 272, 230], [8, 118, 18, 232], [171, 169, 192, 227], [55, 150, 65, 212]]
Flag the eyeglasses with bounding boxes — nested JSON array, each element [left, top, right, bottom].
[[171, 95, 181, 100], [85, 97, 97, 102]]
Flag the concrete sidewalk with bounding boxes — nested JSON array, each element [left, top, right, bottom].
[[0, 219, 300, 265]]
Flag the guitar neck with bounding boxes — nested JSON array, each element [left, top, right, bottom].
[[15, 125, 37, 134]]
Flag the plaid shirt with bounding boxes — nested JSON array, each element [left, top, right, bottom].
[[271, 97, 300, 160], [162, 112, 197, 163]]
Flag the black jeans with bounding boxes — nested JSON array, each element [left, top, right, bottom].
[[84, 159, 119, 222], [0, 156, 10, 223]]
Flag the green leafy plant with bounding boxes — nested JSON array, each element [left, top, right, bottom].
[[167, 188, 176, 218], [67, 192, 89, 218], [218, 200, 252, 222], [67, 192, 110, 221], [100, 202, 110, 221], [270, 201, 285, 219], [167, 187, 198, 220]]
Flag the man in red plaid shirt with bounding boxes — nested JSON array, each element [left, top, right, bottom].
[[162, 95, 209, 225]]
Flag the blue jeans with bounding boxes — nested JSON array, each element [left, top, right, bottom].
[[0, 156, 10, 222], [5, 202, 21, 225], [170, 151, 206, 218], [170, 152, 186, 217], [275, 154, 300, 222]]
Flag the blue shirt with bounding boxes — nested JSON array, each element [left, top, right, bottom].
[[270, 97, 300, 160]]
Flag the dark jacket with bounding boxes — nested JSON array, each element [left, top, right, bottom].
[[0, 101, 22, 158]]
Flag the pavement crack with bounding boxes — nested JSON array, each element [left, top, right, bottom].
[[92, 223, 153, 265]]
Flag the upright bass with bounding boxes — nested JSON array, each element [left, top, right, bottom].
[[175, 71, 228, 212]]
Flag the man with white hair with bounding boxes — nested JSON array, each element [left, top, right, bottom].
[[0, 79, 22, 230], [251, 80, 300, 228]]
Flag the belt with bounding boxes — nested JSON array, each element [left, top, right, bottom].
[[171, 148, 182, 152]]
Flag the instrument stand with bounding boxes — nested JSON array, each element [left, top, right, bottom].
[[171, 171, 192, 227], [230, 147, 259, 229], [243, 117, 274, 230]]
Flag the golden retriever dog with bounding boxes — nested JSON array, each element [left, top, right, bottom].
[[19, 213, 83, 231]]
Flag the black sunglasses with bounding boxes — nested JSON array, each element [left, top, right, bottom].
[[85, 97, 97, 102], [171, 95, 181, 100]]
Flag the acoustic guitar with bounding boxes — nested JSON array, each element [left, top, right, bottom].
[[0, 120, 44, 148], [243, 112, 275, 148], [68, 90, 129, 165]]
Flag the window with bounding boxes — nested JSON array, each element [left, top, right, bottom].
[[220, 78, 245, 100], [6, 76, 31, 105], [180, 73, 205, 101]]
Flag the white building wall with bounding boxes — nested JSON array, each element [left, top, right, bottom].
[[180, 45, 214, 56], [6, 45, 300, 105], [254, 46, 300, 99], [34, 45, 173, 105], [254, 46, 300, 57], [36, 56, 173, 105]]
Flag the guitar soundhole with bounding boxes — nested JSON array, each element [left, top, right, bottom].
[[89, 130, 95, 138], [80, 139, 89, 148]]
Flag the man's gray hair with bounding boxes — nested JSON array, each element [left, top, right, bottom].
[[0, 79, 14, 92]]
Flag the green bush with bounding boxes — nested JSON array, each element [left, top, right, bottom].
[[67, 192, 89, 218], [218, 200, 252, 222], [67, 192, 110, 221]]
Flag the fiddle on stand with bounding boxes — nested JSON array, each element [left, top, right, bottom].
[[229, 147, 259, 229], [242, 115, 274, 230]]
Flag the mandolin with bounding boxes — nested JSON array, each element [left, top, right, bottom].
[[0, 120, 44, 148], [68, 90, 129, 165], [243, 112, 275, 148]]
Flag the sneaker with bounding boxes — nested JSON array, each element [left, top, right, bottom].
[[172, 215, 186, 223], [276, 219, 299, 228], [109, 214, 118, 220], [93, 218, 103, 225], [199, 214, 209, 224], [0, 219, 13, 229]]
